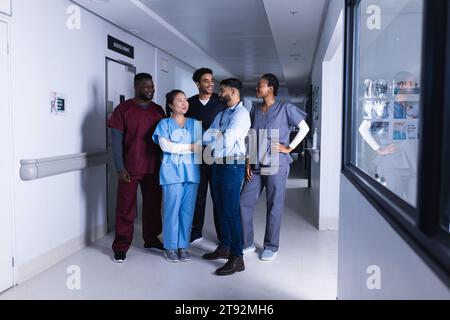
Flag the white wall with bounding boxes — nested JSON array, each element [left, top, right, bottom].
[[0, 18, 14, 293], [338, 176, 450, 299], [310, 0, 345, 229], [154, 49, 196, 108], [9, 0, 193, 283], [319, 39, 343, 230]]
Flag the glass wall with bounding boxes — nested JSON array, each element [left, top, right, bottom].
[[351, 0, 424, 207]]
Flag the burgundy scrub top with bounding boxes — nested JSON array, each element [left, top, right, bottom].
[[108, 99, 165, 176]]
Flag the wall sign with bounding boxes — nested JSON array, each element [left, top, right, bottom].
[[161, 58, 169, 73], [50, 92, 67, 116], [108, 35, 134, 59]]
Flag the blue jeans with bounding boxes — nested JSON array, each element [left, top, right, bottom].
[[211, 163, 245, 257]]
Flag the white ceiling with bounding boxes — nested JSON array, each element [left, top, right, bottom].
[[141, 0, 285, 83], [72, 0, 327, 98], [263, 0, 326, 97]]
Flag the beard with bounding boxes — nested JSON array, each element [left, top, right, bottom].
[[219, 95, 230, 105]]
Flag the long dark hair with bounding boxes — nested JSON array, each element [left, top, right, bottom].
[[165, 89, 185, 117]]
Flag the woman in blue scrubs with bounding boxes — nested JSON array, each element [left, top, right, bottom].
[[152, 90, 202, 263]]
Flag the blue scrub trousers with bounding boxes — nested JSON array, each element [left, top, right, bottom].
[[240, 165, 290, 252], [162, 183, 199, 250]]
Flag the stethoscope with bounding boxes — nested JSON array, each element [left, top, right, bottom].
[[169, 118, 190, 167]]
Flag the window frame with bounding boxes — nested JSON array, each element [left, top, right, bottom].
[[343, 0, 450, 287], [438, 1, 450, 241]]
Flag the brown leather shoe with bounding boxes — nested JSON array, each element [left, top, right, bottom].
[[202, 246, 231, 260], [215, 256, 245, 276]]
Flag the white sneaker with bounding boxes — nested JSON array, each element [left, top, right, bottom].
[[190, 236, 203, 244], [243, 244, 256, 254]]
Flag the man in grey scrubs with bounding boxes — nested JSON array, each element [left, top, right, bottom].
[[240, 74, 310, 261]]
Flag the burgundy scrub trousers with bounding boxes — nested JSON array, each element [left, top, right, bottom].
[[108, 99, 166, 253]]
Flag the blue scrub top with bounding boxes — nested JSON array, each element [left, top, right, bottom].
[[152, 117, 201, 186], [251, 102, 306, 168]]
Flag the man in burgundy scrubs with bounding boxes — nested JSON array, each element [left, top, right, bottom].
[[108, 73, 165, 263]]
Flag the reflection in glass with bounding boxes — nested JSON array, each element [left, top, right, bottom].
[[352, 0, 423, 207]]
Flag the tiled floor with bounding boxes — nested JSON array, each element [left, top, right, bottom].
[[0, 160, 338, 300]]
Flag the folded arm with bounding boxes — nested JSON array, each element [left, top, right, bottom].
[[158, 137, 193, 154]]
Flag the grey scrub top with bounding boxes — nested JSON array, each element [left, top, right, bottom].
[[250, 102, 307, 171]]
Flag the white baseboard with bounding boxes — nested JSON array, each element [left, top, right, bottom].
[[15, 224, 107, 284]]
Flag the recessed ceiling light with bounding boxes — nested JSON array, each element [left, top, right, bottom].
[[91, 0, 110, 3], [129, 28, 139, 34]]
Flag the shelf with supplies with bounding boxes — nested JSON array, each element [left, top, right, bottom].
[[360, 94, 420, 102], [360, 92, 421, 141]]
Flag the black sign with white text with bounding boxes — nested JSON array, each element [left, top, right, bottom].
[[107, 35, 134, 59]]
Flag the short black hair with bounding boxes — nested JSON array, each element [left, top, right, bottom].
[[220, 78, 243, 95], [261, 73, 279, 96], [134, 73, 153, 86], [193, 68, 213, 83], [165, 89, 185, 117]]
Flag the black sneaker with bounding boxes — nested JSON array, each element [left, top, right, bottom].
[[113, 252, 127, 263], [144, 239, 164, 251]]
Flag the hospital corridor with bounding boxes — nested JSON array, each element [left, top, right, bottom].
[[0, 160, 339, 300], [0, 0, 449, 302]]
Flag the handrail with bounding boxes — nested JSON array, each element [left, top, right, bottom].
[[20, 149, 109, 181]]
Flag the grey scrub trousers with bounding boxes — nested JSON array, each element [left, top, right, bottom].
[[240, 102, 307, 252]]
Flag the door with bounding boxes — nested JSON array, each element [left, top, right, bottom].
[[0, 20, 14, 293], [106, 59, 135, 232]]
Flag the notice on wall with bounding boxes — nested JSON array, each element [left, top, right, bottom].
[[161, 58, 169, 73], [50, 92, 67, 116]]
